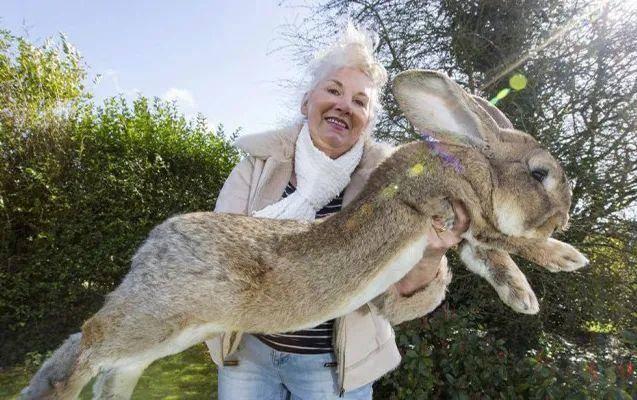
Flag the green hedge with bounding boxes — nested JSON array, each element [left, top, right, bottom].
[[0, 96, 239, 366]]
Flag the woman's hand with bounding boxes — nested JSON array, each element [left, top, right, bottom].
[[395, 200, 470, 296]]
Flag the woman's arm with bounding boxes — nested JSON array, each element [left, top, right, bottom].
[[372, 258, 452, 325], [374, 200, 470, 324], [214, 157, 255, 215], [395, 200, 469, 295]]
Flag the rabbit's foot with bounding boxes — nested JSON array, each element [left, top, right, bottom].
[[460, 244, 539, 314], [493, 272, 539, 314], [542, 238, 589, 272]]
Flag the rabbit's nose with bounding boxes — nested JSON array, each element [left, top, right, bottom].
[[545, 211, 567, 234]]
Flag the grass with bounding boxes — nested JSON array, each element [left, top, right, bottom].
[[0, 344, 218, 400]]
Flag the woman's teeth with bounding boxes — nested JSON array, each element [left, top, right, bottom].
[[325, 117, 348, 129]]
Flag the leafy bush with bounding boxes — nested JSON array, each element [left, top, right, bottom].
[[375, 307, 636, 399], [0, 29, 239, 366]]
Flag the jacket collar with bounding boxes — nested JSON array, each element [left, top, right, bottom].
[[234, 124, 301, 162], [233, 124, 393, 175]]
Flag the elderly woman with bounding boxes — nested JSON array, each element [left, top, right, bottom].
[[206, 25, 469, 400]]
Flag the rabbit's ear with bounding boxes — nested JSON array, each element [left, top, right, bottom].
[[472, 95, 514, 130], [393, 70, 499, 147]]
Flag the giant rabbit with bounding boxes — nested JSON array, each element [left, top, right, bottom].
[[21, 70, 588, 399]]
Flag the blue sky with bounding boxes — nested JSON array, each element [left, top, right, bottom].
[[3, 1, 313, 134]]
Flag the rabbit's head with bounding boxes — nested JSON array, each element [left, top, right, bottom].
[[392, 70, 572, 241]]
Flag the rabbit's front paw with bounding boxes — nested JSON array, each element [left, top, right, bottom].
[[460, 245, 539, 314], [494, 273, 539, 314], [544, 238, 589, 272]]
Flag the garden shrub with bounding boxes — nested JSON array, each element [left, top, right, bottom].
[[374, 307, 636, 399]]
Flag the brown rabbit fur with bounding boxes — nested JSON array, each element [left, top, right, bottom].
[[21, 70, 587, 400]]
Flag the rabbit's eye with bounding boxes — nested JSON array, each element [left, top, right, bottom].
[[531, 168, 549, 183]]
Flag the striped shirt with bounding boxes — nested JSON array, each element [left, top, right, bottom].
[[255, 181, 343, 354]]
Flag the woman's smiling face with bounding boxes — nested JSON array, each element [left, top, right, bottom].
[[301, 67, 375, 159]]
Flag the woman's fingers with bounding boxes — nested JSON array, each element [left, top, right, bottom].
[[429, 200, 470, 249], [432, 216, 447, 232], [438, 229, 462, 248]]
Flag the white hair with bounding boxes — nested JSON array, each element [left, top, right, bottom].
[[303, 22, 388, 134]]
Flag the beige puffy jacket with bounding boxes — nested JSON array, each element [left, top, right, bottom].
[[206, 125, 440, 392]]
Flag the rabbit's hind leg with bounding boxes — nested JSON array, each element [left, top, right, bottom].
[[89, 322, 223, 400], [47, 354, 97, 400], [92, 363, 148, 400]]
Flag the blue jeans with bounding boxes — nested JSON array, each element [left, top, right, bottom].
[[218, 334, 373, 400]]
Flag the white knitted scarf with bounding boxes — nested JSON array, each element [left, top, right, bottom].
[[253, 124, 364, 221]]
